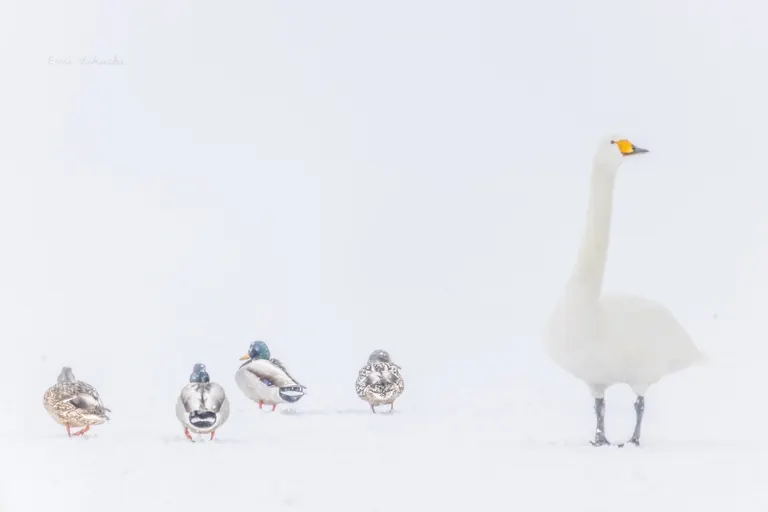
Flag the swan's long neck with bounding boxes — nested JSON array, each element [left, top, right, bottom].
[[565, 164, 617, 303]]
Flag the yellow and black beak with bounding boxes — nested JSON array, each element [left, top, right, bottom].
[[239, 354, 250, 361], [614, 139, 649, 157]]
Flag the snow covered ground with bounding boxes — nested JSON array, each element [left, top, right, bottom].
[[3, 0, 768, 510], [2, 343, 766, 511]]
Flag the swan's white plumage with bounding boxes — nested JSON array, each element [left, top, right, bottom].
[[542, 134, 705, 399], [545, 290, 704, 397]]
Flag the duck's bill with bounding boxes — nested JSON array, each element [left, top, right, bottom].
[[239, 354, 250, 361]]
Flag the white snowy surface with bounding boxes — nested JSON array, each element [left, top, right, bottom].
[[3, 355, 767, 512], [3, 0, 768, 510]]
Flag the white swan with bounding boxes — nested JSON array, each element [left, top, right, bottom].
[[541, 135, 706, 447]]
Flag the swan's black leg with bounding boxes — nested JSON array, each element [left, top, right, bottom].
[[591, 397, 610, 446], [625, 396, 644, 446]]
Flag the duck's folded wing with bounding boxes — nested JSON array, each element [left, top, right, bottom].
[[381, 363, 402, 384], [239, 368, 271, 394], [243, 364, 272, 383], [74, 382, 110, 411], [269, 358, 305, 388], [179, 386, 203, 412], [202, 383, 227, 412], [68, 393, 103, 411], [355, 365, 376, 396]]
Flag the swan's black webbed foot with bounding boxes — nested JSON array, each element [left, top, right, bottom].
[[590, 434, 612, 447]]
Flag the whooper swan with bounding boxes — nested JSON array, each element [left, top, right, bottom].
[[541, 135, 705, 447]]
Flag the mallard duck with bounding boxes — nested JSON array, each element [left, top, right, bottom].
[[234, 340, 306, 411], [175, 363, 230, 441], [355, 350, 404, 413], [42, 366, 111, 437]]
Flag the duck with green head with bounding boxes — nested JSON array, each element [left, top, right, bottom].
[[234, 340, 306, 411], [176, 363, 230, 441]]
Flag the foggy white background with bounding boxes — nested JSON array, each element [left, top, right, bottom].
[[0, 0, 767, 508]]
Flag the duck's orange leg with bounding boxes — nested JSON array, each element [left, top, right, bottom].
[[65, 424, 72, 437], [210, 431, 216, 440], [73, 425, 90, 436], [184, 427, 194, 441]]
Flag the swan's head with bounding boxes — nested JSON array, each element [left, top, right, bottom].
[[593, 135, 649, 174]]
